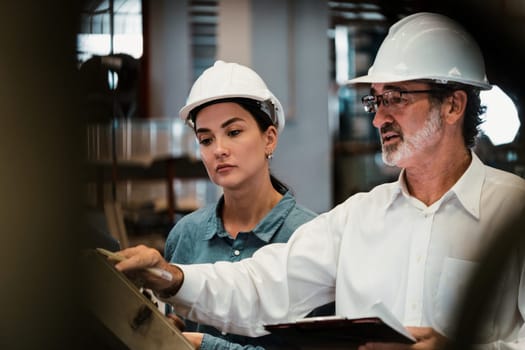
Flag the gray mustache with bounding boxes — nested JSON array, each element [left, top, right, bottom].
[[380, 123, 397, 134]]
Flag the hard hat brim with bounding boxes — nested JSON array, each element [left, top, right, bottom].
[[346, 73, 492, 91], [179, 92, 286, 133], [179, 93, 264, 120]]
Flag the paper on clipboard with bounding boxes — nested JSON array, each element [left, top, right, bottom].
[[366, 301, 415, 342]]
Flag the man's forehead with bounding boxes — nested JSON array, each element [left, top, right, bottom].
[[370, 81, 428, 94]]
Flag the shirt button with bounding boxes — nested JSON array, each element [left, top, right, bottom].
[[233, 249, 240, 256]]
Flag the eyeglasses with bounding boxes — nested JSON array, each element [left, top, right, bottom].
[[361, 89, 437, 113]]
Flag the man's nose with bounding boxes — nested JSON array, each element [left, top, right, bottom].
[[372, 104, 392, 129]]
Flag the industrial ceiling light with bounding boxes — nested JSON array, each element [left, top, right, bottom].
[[479, 85, 520, 146]]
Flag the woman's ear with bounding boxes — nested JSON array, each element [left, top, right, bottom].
[[264, 125, 278, 154], [444, 90, 467, 125]]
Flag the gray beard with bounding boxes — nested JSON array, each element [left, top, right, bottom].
[[381, 109, 443, 167]]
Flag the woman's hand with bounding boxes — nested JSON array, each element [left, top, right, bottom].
[[166, 313, 185, 331], [183, 332, 204, 350]]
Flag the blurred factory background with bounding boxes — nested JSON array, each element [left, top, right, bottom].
[[77, 0, 525, 253]]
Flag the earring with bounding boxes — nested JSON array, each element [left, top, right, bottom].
[[266, 152, 273, 160]]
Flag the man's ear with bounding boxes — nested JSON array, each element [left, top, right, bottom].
[[444, 90, 467, 124]]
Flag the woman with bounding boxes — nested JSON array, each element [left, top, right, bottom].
[[164, 60, 319, 350]]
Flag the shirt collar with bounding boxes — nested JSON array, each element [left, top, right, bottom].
[[201, 197, 226, 240], [201, 191, 296, 242], [389, 151, 483, 219], [385, 171, 404, 209], [449, 152, 484, 219]]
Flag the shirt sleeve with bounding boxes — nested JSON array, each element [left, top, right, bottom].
[[163, 201, 351, 337], [200, 334, 266, 350]]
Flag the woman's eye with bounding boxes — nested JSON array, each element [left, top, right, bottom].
[[199, 137, 212, 145], [228, 129, 241, 137]]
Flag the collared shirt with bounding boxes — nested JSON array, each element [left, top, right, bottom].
[[164, 191, 317, 350], [167, 153, 525, 349]]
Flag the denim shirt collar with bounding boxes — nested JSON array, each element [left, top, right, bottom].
[[202, 191, 296, 243]]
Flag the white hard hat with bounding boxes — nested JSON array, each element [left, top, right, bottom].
[[348, 12, 492, 90], [179, 60, 285, 133]]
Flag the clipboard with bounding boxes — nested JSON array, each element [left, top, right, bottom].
[[264, 315, 415, 347]]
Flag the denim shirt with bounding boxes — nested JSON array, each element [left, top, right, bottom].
[[164, 191, 317, 350]]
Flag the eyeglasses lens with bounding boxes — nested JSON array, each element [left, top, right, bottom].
[[361, 96, 377, 113], [361, 91, 405, 113]]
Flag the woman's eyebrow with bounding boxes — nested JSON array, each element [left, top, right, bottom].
[[195, 126, 210, 134], [196, 117, 245, 134], [221, 117, 245, 128]]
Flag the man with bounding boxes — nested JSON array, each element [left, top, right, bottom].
[[115, 13, 525, 349]]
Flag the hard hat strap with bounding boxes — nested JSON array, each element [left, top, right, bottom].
[[258, 99, 278, 128]]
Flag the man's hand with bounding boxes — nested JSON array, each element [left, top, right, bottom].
[[113, 244, 184, 296], [183, 332, 204, 350], [357, 327, 449, 350]]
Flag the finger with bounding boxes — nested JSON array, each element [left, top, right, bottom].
[[166, 313, 185, 331], [117, 244, 150, 259], [405, 326, 436, 341], [115, 247, 162, 272], [182, 332, 204, 348], [114, 254, 148, 272]]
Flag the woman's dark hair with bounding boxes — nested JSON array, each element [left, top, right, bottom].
[[270, 175, 289, 195], [189, 97, 290, 194], [427, 82, 486, 149]]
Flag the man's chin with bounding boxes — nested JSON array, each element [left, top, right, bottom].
[[384, 152, 411, 168], [381, 147, 399, 167], [382, 157, 398, 167]]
